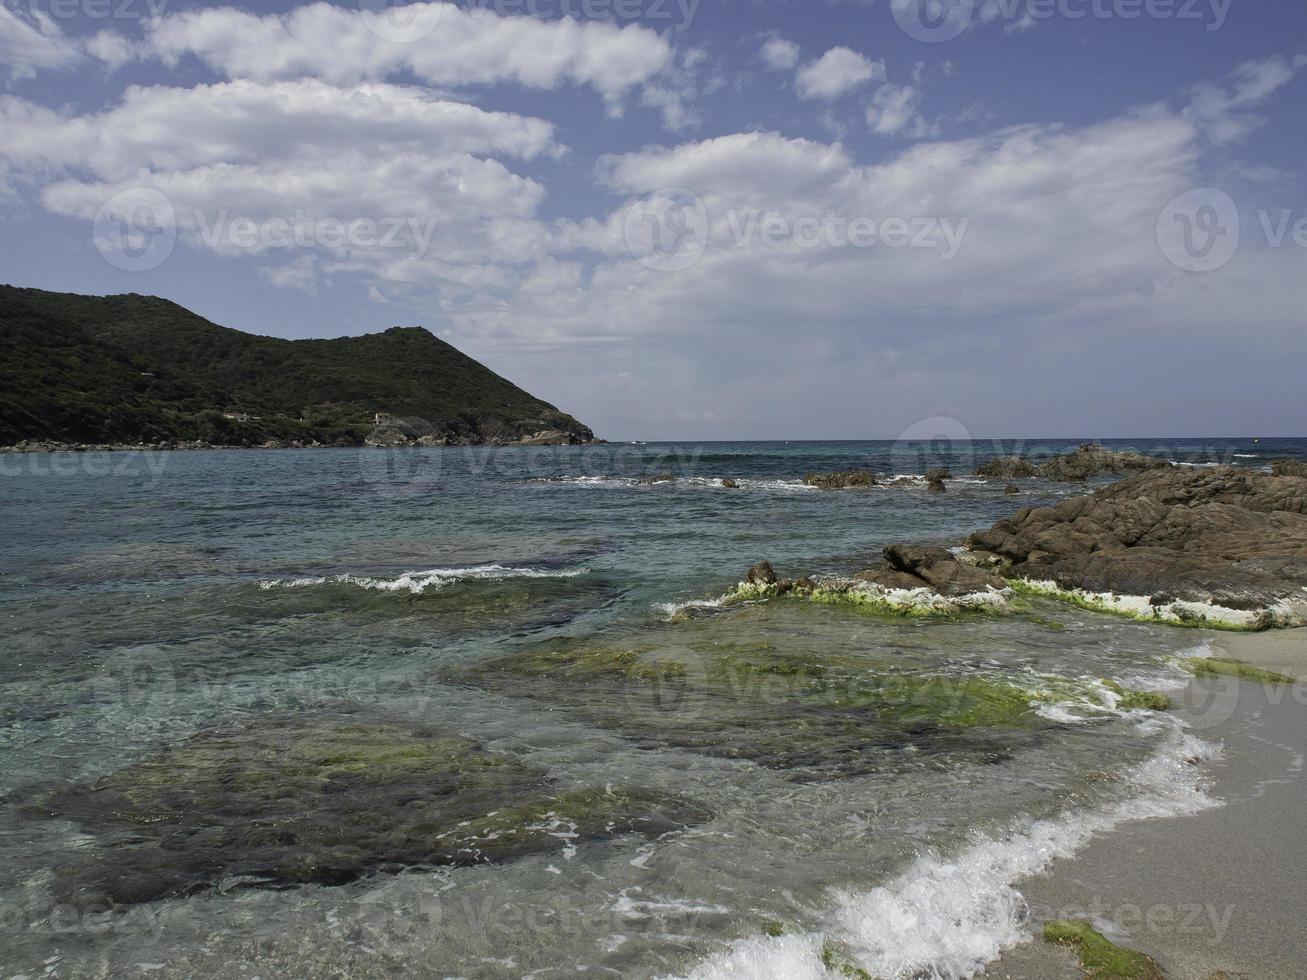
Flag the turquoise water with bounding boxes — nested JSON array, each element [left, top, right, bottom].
[[0, 439, 1298, 977]]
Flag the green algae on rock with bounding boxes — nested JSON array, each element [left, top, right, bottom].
[[1185, 657, 1294, 684], [1102, 679, 1173, 712], [820, 940, 876, 979], [1008, 579, 1271, 632], [456, 638, 1052, 778], [726, 578, 1010, 619], [40, 712, 709, 907], [1042, 919, 1164, 980]]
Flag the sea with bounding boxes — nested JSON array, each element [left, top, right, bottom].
[[1, 437, 1302, 979]]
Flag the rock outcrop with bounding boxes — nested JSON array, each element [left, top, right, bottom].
[[803, 469, 877, 489], [967, 465, 1307, 628], [737, 546, 1008, 614], [975, 444, 1171, 482]]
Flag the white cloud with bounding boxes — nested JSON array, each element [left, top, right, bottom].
[[144, 2, 673, 107], [795, 46, 883, 100], [0, 78, 561, 284], [0, 78, 559, 179], [1184, 55, 1306, 145], [0, 6, 83, 79], [260, 255, 319, 292], [866, 83, 922, 135], [83, 31, 141, 71], [760, 37, 799, 71]]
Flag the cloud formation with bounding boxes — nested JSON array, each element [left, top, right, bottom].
[[795, 47, 884, 100]]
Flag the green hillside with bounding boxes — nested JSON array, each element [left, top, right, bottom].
[[0, 286, 595, 448]]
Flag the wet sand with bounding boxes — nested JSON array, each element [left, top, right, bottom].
[[991, 628, 1307, 979]]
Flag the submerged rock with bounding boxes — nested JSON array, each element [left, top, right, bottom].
[[721, 478, 740, 489], [38, 713, 708, 907], [968, 465, 1307, 629], [1185, 657, 1294, 684], [803, 469, 877, 490], [1004, 483, 1022, 495], [457, 640, 1048, 778], [638, 473, 677, 484]]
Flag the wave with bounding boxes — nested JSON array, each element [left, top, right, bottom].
[[1233, 454, 1259, 458], [257, 564, 589, 594], [537, 475, 819, 493], [653, 594, 733, 620], [667, 720, 1219, 980], [538, 474, 995, 493]]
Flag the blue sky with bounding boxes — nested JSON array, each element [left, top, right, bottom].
[[2, 0, 1305, 439]]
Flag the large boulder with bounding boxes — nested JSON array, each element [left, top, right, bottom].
[[968, 466, 1307, 626]]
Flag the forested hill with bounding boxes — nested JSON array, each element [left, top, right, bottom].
[[0, 286, 595, 448]]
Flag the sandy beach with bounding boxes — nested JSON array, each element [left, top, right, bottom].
[[992, 628, 1307, 979]]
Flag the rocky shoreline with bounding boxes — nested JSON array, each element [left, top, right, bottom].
[[738, 448, 1307, 631], [1, 433, 606, 453]]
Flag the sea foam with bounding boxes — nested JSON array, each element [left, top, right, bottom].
[[667, 720, 1219, 980], [258, 564, 588, 594]]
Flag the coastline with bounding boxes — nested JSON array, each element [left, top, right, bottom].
[[991, 628, 1307, 979], [0, 437, 607, 454]]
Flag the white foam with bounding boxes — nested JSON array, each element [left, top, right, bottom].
[[1017, 578, 1307, 629], [1233, 454, 1259, 458], [258, 564, 588, 594], [538, 475, 818, 493], [654, 595, 732, 620], [670, 723, 1219, 980]]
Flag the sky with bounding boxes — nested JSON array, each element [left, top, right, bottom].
[[2, 0, 1305, 440]]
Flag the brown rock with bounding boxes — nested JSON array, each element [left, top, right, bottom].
[[968, 466, 1307, 619], [803, 470, 877, 490]]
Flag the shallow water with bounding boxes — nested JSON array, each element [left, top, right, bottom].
[[1, 439, 1302, 978]]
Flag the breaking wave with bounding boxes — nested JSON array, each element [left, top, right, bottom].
[[258, 564, 590, 594], [668, 720, 1219, 980]]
